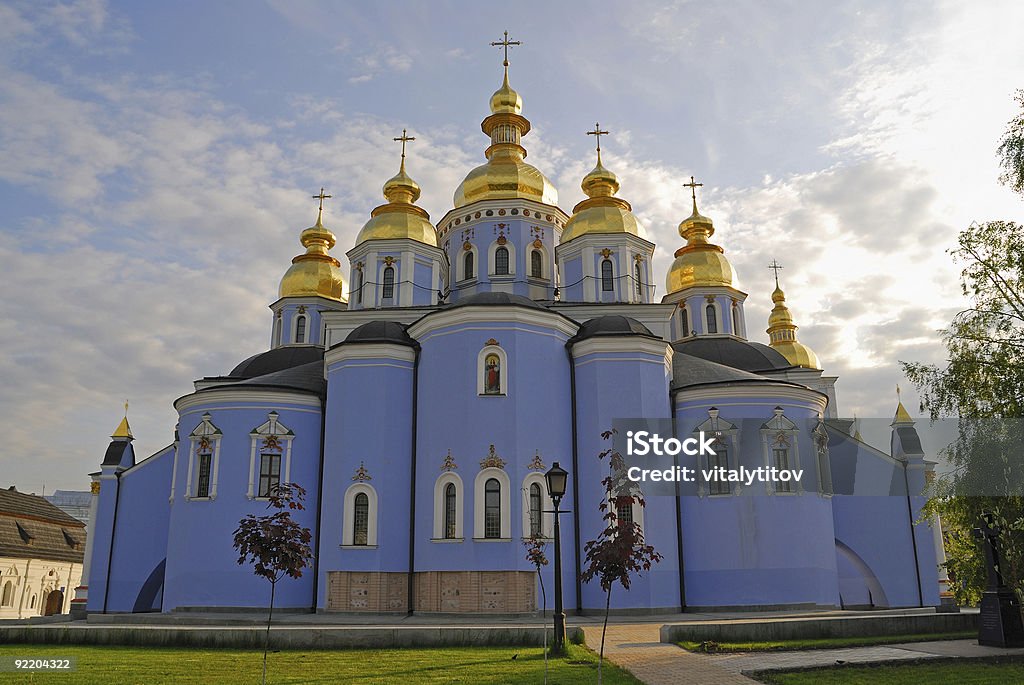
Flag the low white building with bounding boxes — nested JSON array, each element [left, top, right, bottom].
[[0, 486, 85, 619]]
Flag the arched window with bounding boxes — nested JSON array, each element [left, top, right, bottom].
[[706, 304, 718, 334], [709, 443, 730, 495], [273, 316, 282, 347], [529, 483, 542, 537], [354, 269, 363, 305], [464, 251, 475, 280], [495, 247, 510, 275], [353, 492, 369, 545], [773, 448, 792, 493], [195, 452, 212, 498], [732, 304, 740, 334], [601, 259, 614, 291], [483, 353, 501, 395], [1, 581, 12, 606], [294, 314, 307, 344], [30, 593, 36, 609], [531, 250, 543, 278], [382, 266, 395, 299], [615, 497, 634, 528], [634, 262, 642, 297], [444, 483, 458, 539], [484, 478, 501, 538], [681, 307, 690, 336]]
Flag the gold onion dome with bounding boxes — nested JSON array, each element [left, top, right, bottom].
[[453, 65, 557, 208], [562, 145, 643, 243], [279, 202, 347, 301], [766, 280, 820, 369], [355, 156, 438, 247], [666, 186, 734, 292]]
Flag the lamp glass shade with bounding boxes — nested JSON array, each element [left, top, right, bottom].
[[545, 462, 569, 499]]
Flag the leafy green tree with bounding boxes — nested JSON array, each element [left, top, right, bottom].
[[903, 91, 1024, 604]]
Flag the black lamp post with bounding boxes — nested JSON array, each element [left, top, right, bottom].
[[545, 461, 569, 651]]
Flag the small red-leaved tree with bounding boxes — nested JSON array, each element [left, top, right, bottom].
[[523, 535, 550, 681], [233, 482, 313, 685], [581, 430, 663, 684]]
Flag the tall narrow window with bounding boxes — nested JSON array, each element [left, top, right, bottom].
[[258, 453, 281, 498], [196, 453, 212, 498], [601, 259, 614, 291], [382, 266, 395, 299], [773, 448, 792, 493], [531, 250, 542, 278], [273, 317, 282, 347], [708, 444, 730, 495], [444, 483, 458, 539], [353, 492, 369, 545], [732, 304, 740, 334], [295, 315, 307, 344], [495, 247, 510, 275], [354, 269, 363, 305], [634, 262, 642, 297], [706, 304, 718, 334], [1, 581, 12, 606], [529, 483, 542, 537], [681, 307, 690, 336], [484, 478, 501, 538], [615, 497, 634, 528], [464, 251, 475, 280]]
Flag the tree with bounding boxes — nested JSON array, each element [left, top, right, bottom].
[[903, 91, 1024, 604], [233, 483, 313, 685], [523, 535, 549, 684], [580, 430, 663, 685]]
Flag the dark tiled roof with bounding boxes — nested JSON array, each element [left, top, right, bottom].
[[0, 488, 85, 564], [672, 337, 793, 373], [204, 360, 326, 397], [446, 292, 546, 310], [672, 353, 778, 390], [227, 346, 325, 379], [341, 320, 417, 346], [569, 315, 655, 344]]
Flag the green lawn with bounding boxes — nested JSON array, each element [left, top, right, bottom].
[[679, 631, 976, 652], [756, 660, 1024, 685], [0, 644, 643, 684]]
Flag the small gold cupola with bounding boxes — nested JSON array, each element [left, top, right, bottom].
[[666, 176, 734, 292], [111, 400, 133, 440], [279, 188, 347, 301], [452, 31, 557, 208], [893, 385, 915, 426], [561, 123, 644, 243], [354, 130, 438, 246], [765, 261, 820, 369]]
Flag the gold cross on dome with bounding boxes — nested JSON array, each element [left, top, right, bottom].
[[312, 187, 332, 212], [768, 259, 783, 286], [490, 30, 521, 66], [393, 128, 416, 161], [124, 400, 129, 417], [683, 175, 703, 203], [587, 122, 609, 155]]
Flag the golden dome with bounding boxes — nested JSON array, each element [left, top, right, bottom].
[[561, 152, 643, 243], [666, 197, 734, 292], [279, 208, 346, 301], [355, 158, 438, 246], [452, 65, 558, 209], [766, 280, 820, 369]]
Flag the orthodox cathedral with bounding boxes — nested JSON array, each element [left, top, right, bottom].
[[77, 47, 944, 617]]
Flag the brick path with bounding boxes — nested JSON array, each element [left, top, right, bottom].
[[581, 623, 759, 684]]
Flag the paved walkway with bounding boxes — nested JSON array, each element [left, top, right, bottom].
[[582, 626, 1024, 685]]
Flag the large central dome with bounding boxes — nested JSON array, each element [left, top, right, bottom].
[[452, 65, 558, 208]]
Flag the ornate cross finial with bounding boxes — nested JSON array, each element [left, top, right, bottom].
[[587, 122, 609, 163], [897, 384, 902, 401], [490, 30, 521, 67], [683, 175, 703, 203], [393, 128, 415, 162], [124, 400, 129, 417], [312, 187, 332, 212], [768, 259, 783, 287]]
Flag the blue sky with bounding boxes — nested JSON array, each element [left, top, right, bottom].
[[1, 0, 1022, 492]]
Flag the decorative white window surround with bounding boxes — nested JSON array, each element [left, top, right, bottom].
[[185, 413, 222, 501], [342, 482, 378, 547], [520, 472, 554, 539], [473, 467, 511, 540], [247, 412, 295, 500], [760, 407, 802, 495], [692, 408, 741, 497], [432, 472, 465, 542]]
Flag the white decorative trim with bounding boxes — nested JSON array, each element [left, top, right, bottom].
[[457, 244, 480, 282], [185, 414, 222, 501], [760, 407, 802, 495], [433, 472, 464, 540], [175, 390, 322, 412], [325, 343, 416, 366], [703, 298, 723, 335], [571, 336, 672, 360], [407, 306, 578, 340], [692, 408, 741, 497], [247, 412, 295, 500], [674, 386, 829, 410], [292, 312, 309, 345], [342, 482, 378, 547], [477, 344, 508, 396], [488, 238, 516, 276], [474, 467, 511, 540], [520, 473, 554, 539]]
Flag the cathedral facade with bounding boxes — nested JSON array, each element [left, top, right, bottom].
[[79, 56, 942, 616]]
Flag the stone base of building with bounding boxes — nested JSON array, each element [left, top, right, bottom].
[[325, 571, 536, 613]]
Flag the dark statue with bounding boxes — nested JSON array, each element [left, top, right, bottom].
[[973, 511, 1024, 647]]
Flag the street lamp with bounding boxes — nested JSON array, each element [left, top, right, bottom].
[[545, 461, 569, 651]]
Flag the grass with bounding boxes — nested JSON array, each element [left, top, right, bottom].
[[679, 631, 976, 652], [0, 643, 644, 684], [755, 660, 1024, 684]]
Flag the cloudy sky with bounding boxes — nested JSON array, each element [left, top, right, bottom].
[[1, 0, 1022, 493]]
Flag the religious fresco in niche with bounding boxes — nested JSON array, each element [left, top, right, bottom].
[[484, 353, 501, 394]]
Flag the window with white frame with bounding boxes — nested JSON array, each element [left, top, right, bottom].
[[382, 266, 396, 299], [248, 412, 294, 500], [601, 259, 614, 291], [478, 344, 508, 396], [634, 262, 642, 298], [187, 413, 222, 500], [273, 315, 282, 347], [495, 246, 510, 275], [295, 314, 307, 344], [681, 306, 690, 336], [464, 251, 475, 280], [731, 303, 741, 335], [693, 408, 739, 496], [761, 406, 801, 495], [1, 580, 12, 606], [473, 468, 511, 539], [520, 473, 553, 539], [354, 268, 363, 305], [530, 250, 543, 278], [433, 472, 464, 540], [343, 483, 378, 547], [706, 303, 718, 334]]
